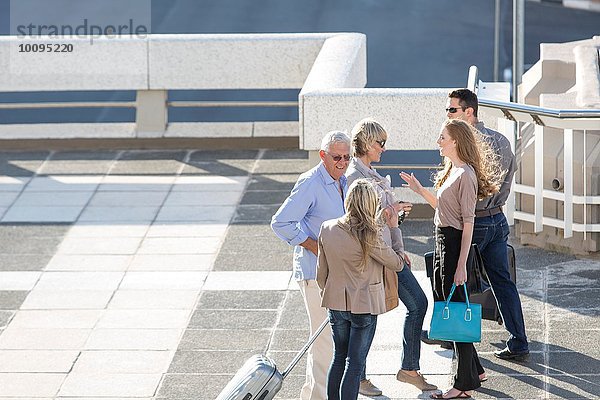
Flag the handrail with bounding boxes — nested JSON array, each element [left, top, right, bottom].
[[168, 101, 298, 108], [479, 98, 600, 119], [0, 100, 298, 109], [0, 102, 136, 109]]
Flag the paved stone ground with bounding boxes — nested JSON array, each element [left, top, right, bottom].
[[0, 150, 598, 399]]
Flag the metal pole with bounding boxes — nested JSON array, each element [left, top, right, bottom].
[[494, 0, 501, 81], [512, 0, 524, 102]]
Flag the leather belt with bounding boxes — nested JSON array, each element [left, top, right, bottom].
[[475, 206, 503, 218]]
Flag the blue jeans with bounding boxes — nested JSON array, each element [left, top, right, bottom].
[[327, 310, 377, 400], [397, 266, 428, 370], [472, 212, 529, 353]]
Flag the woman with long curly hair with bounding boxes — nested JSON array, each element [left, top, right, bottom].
[[317, 179, 405, 400], [401, 119, 502, 399]]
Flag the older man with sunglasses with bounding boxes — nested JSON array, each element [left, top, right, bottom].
[[272, 131, 352, 400], [422, 89, 529, 364]]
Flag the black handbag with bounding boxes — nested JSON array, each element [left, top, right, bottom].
[[466, 243, 487, 294], [425, 243, 488, 295]]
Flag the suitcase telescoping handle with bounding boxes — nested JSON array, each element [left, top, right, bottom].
[[281, 318, 329, 379]]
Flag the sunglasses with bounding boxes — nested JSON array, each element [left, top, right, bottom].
[[326, 152, 351, 162], [445, 107, 464, 114], [375, 139, 386, 148]]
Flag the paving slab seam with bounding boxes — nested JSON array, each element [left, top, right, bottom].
[[264, 290, 294, 356], [542, 264, 550, 399]]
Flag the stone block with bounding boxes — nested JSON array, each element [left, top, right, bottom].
[[246, 174, 299, 191], [188, 309, 278, 329], [165, 122, 252, 138], [233, 204, 281, 223], [473, 375, 546, 399], [167, 350, 259, 374], [196, 290, 285, 310], [181, 161, 255, 177], [178, 329, 270, 351], [479, 352, 546, 376], [202, 271, 292, 291], [265, 350, 306, 376], [157, 373, 233, 399], [0, 350, 78, 373], [547, 259, 600, 288], [0, 123, 136, 139], [149, 34, 326, 89], [0, 291, 28, 309], [58, 372, 162, 397], [0, 37, 147, 91], [213, 250, 290, 272], [0, 372, 66, 397], [547, 374, 600, 398], [0, 152, 48, 176], [253, 121, 298, 137], [0, 311, 13, 328], [84, 328, 182, 351], [301, 88, 448, 150]]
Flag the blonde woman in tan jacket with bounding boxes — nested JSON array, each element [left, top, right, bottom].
[[316, 179, 405, 400]]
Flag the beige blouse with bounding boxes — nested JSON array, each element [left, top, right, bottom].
[[434, 164, 477, 230]]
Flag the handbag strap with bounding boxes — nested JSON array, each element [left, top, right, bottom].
[[446, 283, 471, 304], [462, 284, 473, 322], [462, 284, 471, 307], [445, 283, 473, 322]]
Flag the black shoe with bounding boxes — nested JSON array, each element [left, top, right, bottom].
[[494, 347, 529, 361], [421, 330, 453, 349], [440, 341, 454, 350]]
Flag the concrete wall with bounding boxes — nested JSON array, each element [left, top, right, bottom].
[[1, 32, 449, 153], [148, 33, 328, 90], [0, 33, 336, 139]]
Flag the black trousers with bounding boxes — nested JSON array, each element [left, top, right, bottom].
[[434, 226, 484, 391]]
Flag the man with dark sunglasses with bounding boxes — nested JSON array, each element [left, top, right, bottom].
[[423, 88, 529, 362], [272, 131, 351, 400]]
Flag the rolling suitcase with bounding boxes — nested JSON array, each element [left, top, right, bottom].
[[425, 244, 516, 325], [216, 318, 328, 400]]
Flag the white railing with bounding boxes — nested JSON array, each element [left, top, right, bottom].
[[480, 99, 600, 239]]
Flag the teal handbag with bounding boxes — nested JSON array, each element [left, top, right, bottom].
[[429, 283, 482, 343]]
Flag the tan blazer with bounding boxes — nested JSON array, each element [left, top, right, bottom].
[[316, 218, 404, 315]]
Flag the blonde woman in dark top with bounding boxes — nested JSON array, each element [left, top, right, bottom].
[[346, 118, 437, 393], [401, 119, 501, 400]]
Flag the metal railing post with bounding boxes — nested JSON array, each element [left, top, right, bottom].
[[564, 128, 574, 238], [534, 124, 544, 233], [512, 0, 525, 102]]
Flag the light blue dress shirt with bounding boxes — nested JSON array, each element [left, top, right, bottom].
[[271, 162, 347, 281]]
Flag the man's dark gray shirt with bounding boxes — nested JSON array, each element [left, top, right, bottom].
[[475, 121, 516, 211]]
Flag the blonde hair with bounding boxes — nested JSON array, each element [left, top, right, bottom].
[[341, 179, 384, 269], [434, 119, 502, 199], [351, 118, 388, 157]]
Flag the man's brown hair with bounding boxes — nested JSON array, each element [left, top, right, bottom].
[[448, 88, 479, 117]]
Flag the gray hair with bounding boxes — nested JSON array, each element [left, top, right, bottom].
[[320, 130, 351, 152]]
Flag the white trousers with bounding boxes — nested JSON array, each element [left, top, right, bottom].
[[297, 279, 333, 400]]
